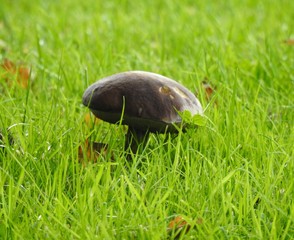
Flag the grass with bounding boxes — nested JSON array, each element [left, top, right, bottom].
[[0, 0, 293, 239]]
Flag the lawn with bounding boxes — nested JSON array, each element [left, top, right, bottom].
[[0, 0, 293, 239]]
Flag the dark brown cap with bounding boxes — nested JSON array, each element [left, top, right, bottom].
[[83, 71, 202, 133]]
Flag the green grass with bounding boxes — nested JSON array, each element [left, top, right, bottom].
[[0, 0, 293, 239]]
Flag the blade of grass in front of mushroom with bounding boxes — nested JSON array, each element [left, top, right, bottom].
[[125, 127, 150, 155], [120, 96, 149, 157], [119, 96, 137, 155], [120, 96, 132, 153], [178, 110, 206, 128]]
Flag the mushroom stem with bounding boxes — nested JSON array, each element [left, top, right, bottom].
[[125, 127, 149, 155]]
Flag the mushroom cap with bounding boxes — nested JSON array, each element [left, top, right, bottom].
[[82, 71, 203, 133]]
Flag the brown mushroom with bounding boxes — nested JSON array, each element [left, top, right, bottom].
[[82, 71, 203, 155]]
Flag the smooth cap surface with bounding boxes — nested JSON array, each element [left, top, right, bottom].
[[82, 71, 203, 132]]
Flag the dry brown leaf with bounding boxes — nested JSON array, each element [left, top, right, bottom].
[[167, 215, 204, 239], [78, 139, 113, 165], [202, 79, 215, 100], [168, 216, 189, 229], [283, 39, 294, 46], [167, 216, 191, 239], [84, 112, 102, 128], [84, 113, 92, 126], [1, 58, 14, 71], [1, 58, 30, 88]]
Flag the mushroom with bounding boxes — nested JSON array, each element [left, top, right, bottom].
[[82, 71, 203, 155]]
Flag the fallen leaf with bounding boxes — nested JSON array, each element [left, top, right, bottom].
[[84, 113, 92, 126], [78, 139, 113, 165], [84, 112, 102, 128], [167, 215, 204, 239], [1, 58, 14, 71], [1, 58, 30, 88], [283, 39, 294, 46], [202, 79, 215, 100], [167, 216, 191, 239], [17, 65, 30, 88], [168, 216, 189, 229]]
